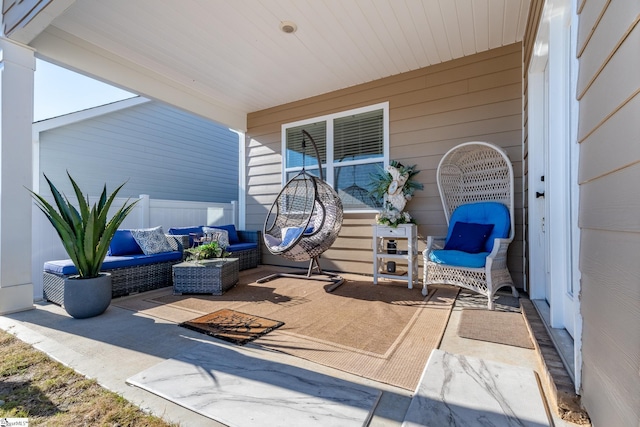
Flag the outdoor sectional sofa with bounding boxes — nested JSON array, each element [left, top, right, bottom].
[[167, 224, 261, 271], [43, 229, 189, 305]]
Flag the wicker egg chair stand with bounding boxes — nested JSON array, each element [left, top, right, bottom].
[[257, 130, 345, 291]]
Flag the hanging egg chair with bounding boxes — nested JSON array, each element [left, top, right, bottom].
[[257, 130, 344, 290]]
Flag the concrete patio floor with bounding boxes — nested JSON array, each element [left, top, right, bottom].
[[0, 268, 577, 426]]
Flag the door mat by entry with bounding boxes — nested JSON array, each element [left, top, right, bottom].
[[457, 308, 534, 349], [180, 308, 284, 345]]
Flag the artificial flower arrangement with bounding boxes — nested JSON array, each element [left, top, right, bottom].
[[184, 241, 231, 262], [370, 160, 423, 227]]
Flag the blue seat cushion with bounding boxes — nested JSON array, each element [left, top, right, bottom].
[[44, 251, 182, 276], [444, 222, 494, 253], [429, 250, 489, 268], [108, 229, 143, 256], [446, 202, 510, 253], [226, 242, 258, 253], [210, 224, 240, 244]]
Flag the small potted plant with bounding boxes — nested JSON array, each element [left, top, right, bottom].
[[29, 172, 137, 318]]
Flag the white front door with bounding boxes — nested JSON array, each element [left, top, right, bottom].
[[527, 0, 582, 391]]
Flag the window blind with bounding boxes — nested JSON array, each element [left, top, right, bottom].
[[333, 109, 383, 162], [285, 122, 326, 169]]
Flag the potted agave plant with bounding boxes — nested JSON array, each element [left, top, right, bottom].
[[29, 172, 137, 318]]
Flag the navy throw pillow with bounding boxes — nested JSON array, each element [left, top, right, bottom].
[[444, 222, 495, 254], [108, 229, 143, 256]]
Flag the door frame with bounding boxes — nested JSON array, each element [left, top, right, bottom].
[[526, 0, 582, 392]]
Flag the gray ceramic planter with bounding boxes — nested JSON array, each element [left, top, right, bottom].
[[63, 273, 112, 319]]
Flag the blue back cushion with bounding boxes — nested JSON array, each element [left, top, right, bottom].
[[108, 229, 143, 256], [211, 224, 240, 244], [168, 226, 203, 235], [446, 202, 510, 252]]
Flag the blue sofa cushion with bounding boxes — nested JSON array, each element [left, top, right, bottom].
[[446, 202, 510, 252], [168, 226, 203, 236], [429, 250, 489, 268], [444, 222, 494, 253], [44, 251, 183, 276], [108, 229, 143, 256], [226, 242, 258, 253], [210, 224, 240, 244]]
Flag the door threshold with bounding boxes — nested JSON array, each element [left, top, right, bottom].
[[531, 299, 575, 384]]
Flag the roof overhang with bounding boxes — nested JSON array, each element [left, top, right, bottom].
[[4, 0, 530, 131]]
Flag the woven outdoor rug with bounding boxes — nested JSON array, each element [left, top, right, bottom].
[[114, 268, 458, 390], [457, 308, 534, 349], [180, 309, 284, 345]]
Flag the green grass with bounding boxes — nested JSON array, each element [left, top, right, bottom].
[[0, 329, 178, 426]]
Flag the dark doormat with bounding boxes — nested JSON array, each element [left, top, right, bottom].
[[180, 309, 284, 345], [457, 308, 535, 349]]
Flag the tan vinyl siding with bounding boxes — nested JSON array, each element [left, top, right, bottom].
[[246, 44, 524, 287], [576, 0, 640, 425]]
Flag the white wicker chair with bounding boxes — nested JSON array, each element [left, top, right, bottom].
[[423, 141, 518, 309]]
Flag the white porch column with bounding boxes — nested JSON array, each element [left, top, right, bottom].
[[0, 38, 35, 314]]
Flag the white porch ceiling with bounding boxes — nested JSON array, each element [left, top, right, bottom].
[[25, 0, 530, 129]]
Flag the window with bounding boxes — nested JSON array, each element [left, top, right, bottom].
[[282, 102, 388, 212]]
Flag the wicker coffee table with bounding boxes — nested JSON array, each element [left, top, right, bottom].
[[172, 258, 239, 295]]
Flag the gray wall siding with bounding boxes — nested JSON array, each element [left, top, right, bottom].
[[246, 44, 524, 286], [39, 101, 239, 203], [576, 1, 640, 425], [2, 0, 52, 37]]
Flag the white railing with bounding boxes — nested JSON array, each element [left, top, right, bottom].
[[31, 194, 237, 299]]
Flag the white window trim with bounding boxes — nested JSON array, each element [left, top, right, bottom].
[[281, 101, 389, 213]]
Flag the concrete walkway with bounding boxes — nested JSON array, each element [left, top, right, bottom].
[[0, 273, 576, 426]]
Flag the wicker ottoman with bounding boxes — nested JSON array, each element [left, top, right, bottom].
[[172, 258, 239, 295]]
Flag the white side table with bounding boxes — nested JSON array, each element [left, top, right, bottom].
[[372, 224, 419, 288]]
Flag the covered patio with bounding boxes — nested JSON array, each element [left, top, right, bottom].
[[0, 266, 564, 426], [4, 0, 639, 425], [1, 0, 533, 334], [0, 1, 568, 425]]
